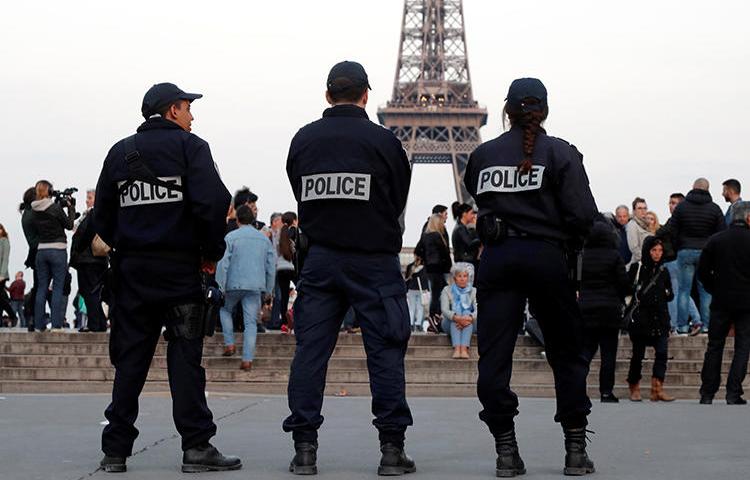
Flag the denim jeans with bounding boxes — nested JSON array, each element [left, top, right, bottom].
[[219, 290, 261, 361], [665, 260, 701, 331], [406, 290, 424, 329], [441, 317, 473, 346], [676, 249, 711, 330], [34, 248, 68, 329], [11, 300, 26, 327]]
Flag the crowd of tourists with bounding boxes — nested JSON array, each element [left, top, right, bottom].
[[0, 184, 300, 371], [1, 176, 748, 402], [403, 177, 748, 404]]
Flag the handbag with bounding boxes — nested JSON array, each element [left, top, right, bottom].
[[91, 234, 111, 257], [416, 277, 430, 311]]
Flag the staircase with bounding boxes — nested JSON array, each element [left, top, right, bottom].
[[0, 331, 745, 399]]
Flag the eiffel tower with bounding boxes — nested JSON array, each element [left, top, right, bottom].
[[378, 0, 487, 204]]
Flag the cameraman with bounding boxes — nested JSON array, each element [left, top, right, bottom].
[[30, 180, 76, 330]]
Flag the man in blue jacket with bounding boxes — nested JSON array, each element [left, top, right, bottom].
[[215, 205, 276, 370], [93, 83, 240, 473]]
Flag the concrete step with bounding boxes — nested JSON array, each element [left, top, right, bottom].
[[0, 379, 733, 400], [3, 366, 748, 388], [0, 354, 740, 373], [0, 343, 736, 362], [0, 331, 726, 348]]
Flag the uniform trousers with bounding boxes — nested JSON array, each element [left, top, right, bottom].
[[700, 309, 750, 401], [476, 239, 591, 436], [102, 256, 216, 456], [282, 245, 413, 445]]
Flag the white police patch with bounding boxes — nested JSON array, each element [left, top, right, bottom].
[[117, 177, 183, 207], [301, 173, 371, 202], [477, 166, 545, 194]]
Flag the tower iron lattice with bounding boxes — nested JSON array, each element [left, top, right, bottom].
[[377, 0, 487, 204]]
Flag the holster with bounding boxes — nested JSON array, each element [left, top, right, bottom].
[[164, 303, 207, 341], [294, 230, 310, 274], [477, 215, 508, 245]]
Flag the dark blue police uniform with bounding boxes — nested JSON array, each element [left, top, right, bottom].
[[93, 97, 231, 458], [282, 102, 414, 446], [463, 79, 598, 476]]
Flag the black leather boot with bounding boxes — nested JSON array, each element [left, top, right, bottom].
[[378, 443, 416, 476], [563, 428, 595, 476], [494, 430, 526, 477], [100, 455, 126, 473], [181, 443, 242, 473], [289, 442, 318, 475]]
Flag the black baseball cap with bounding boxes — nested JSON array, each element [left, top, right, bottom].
[[506, 78, 548, 113], [141, 82, 203, 119], [326, 61, 372, 94]]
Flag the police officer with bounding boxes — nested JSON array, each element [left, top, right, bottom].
[[283, 61, 415, 476], [93, 83, 241, 473], [463, 78, 598, 477]]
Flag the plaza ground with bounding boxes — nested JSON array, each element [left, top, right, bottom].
[[1, 394, 749, 480]]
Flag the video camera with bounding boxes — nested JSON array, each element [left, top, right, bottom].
[[52, 187, 78, 206]]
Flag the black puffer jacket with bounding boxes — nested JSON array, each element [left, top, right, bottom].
[[698, 223, 750, 312], [665, 189, 725, 251], [452, 223, 480, 264], [421, 231, 451, 274], [627, 236, 673, 337], [579, 221, 630, 328]]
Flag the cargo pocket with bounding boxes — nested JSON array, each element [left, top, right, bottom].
[[377, 283, 411, 344]]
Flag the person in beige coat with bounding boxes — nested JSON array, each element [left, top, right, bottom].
[[626, 197, 652, 266]]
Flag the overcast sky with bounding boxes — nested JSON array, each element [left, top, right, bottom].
[[1, 0, 748, 278]]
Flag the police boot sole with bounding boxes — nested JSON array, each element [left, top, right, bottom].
[[563, 466, 595, 476], [289, 462, 318, 475], [181, 462, 242, 473], [102, 464, 126, 473], [496, 467, 526, 477], [377, 464, 416, 476]]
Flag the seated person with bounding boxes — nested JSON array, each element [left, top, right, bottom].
[[440, 264, 478, 359]]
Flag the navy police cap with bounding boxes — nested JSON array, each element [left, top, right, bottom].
[[327, 61, 372, 94], [506, 78, 548, 113], [141, 82, 203, 119]]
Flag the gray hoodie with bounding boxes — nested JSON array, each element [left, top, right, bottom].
[[31, 198, 76, 250]]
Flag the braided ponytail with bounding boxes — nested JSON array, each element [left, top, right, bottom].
[[504, 99, 548, 174]]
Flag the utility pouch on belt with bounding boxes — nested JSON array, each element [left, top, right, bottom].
[[477, 214, 508, 245]]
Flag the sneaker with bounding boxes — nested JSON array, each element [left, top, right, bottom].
[[688, 324, 702, 336]]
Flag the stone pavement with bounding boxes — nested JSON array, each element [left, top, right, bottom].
[[1, 394, 748, 480]]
